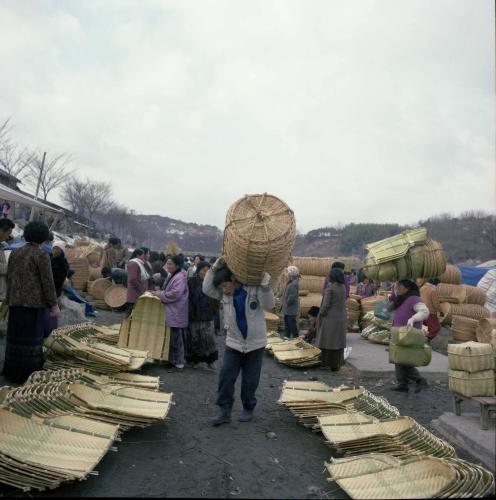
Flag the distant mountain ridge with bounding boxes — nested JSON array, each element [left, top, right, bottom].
[[135, 212, 495, 264]]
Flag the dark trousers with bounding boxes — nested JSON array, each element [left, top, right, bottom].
[[284, 315, 298, 338], [216, 346, 264, 410], [395, 363, 423, 386], [214, 309, 221, 332]]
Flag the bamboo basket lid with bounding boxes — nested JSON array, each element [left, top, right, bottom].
[[104, 285, 127, 308], [223, 193, 296, 286], [476, 318, 496, 344]]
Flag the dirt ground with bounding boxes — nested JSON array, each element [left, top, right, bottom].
[[0, 311, 479, 499]]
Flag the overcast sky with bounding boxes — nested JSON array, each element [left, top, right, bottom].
[[0, 0, 494, 232]]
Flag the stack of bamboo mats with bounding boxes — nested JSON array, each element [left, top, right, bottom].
[[266, 335, 321, 367], [118, 293, 171, 361], [326, 453, 495, 499], [44, 323, 151, 374], [0, 367, 173, 492], [278, 380, 495, 498]]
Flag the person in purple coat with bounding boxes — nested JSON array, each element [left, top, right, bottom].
[[153, 255, 189, 369], [389, 279, 430, 393]]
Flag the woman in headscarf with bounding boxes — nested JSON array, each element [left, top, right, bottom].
[[3, 221, 60, 383], [187, 261, 219, 368], [125, 248, 150, 316], [388, 279, 430, 393], [315, 267, 347, 371], [281, 265, 300, 339], [51, 241, 70, 297], [153, 255, 189, 369]]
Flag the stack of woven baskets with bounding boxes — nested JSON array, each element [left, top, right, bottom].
[[439, 264, 462, 284], [346, 297, 360, 326], [364, 228, 447, 281], [66, 242, 104, 294], [436, 284, 489, 326], [448, 342, 495, 397]]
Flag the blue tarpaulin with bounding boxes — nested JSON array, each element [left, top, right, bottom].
[[457, 265, 496, 286]]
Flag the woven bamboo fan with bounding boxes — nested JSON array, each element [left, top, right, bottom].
[[223, 193, 296, 286], [476, 318, 496, 344], [104, 285, 127, 308], [299, 293, 323, 316], [299, 275, 326, 293], [436, 284, 467, 304], [462, 285, 486, 306], [451, 315, 479, 342], [439, 264, 462, 284], [90, 278, 112, 300]]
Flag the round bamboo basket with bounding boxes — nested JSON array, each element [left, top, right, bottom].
[[476, 318, 496, 344], [299, 293, 322, 316], [90, 278, 112, 300], [435, 284, 467, 304], [422, 240, 447, 278], [223, 193, 296, 286], [104, 285, 127, 308], [299, 275, 326, 294], [439, 303, 490, 326], [439, 265, 461, 284], [463, 285, 486, 306], [291, 257, 333, 277], [451, 315, 479, 342]]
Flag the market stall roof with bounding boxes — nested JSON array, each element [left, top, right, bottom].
[[0, 184, 63, 214]]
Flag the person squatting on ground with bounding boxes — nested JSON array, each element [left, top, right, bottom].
[[203, 257, 275, 425], [281, 265, 300, 339], [389, 279, 430, 393], [2, 221, 60, 384], [187, 261, 219, 369], [301, 306, 320, 344], [153, 255, 189, 369], [315, 267, 347, 371]]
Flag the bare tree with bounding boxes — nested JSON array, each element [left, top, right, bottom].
[[0, 117, 35, 182], [61, 177, 113, 222], [27, 152, 73, 200]]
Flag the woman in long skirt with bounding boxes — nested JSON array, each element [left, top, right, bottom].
[[315, 268, 347, 371], [3, 221, 60, 383], [187, 262, 219, 368]]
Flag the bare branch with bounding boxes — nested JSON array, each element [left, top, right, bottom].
[[27, 152, 74, 200]]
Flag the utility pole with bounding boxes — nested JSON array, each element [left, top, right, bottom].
[[29, 151, 46, 222]]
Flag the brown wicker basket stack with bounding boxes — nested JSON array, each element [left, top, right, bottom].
[[299, 275, 325, 294], [439, 264, 462, 284], [68, 258, 90, 291], [439, 303, 490, 326], [299, 293, 323, 317], [462, 285, 486, 306], [435, 284, 467, 304], [451, 315, 479, 342], [346, 298, 361, 322], [223, 193, 296, 287], [291, 257, 334, 276]]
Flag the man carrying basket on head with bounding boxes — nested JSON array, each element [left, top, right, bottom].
[[203, 257, 275, 425]]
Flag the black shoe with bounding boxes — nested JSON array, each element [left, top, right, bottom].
[[238, 408, 254, 422], [414, 378, 428, 393], [209, 405, 231, 426], [390, 384, 409, 392]]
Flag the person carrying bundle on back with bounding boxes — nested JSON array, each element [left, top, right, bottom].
[[203, 257, 275, 425]]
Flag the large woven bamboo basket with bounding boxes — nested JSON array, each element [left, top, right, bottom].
[[223, 193, 296, 286], [90, 278, 112, 300], [448, 369, 495, 397], [291, 257, 334, 277], [435, 284, 467, 304], [448, 341, 495, 372], [299, 275, 326, 294], [439, 303, 490, 326], [68, 258, 90, 291], [300, 293, 322, 316], [422, 240, 446, 278], [462, 285, 486, 306], [439, 264, 461, 284], [476, 318, 496, 344], [451, 315, 479, 342], [88, 266, 102, 281], [104, 285, 127, 308]]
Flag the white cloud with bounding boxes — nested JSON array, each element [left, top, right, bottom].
[[0, 0, 493, 231]]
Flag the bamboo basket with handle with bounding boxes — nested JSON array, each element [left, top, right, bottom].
[[223, 193, 296, 286]]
